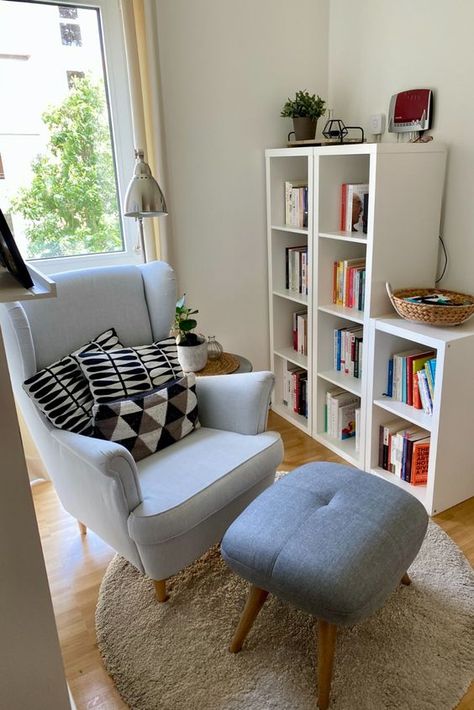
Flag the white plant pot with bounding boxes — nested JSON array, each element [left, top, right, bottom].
[[177, 340, 208, 372]]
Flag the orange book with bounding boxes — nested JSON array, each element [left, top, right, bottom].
[[411, 439, 430, 485], [413, 372, 422, 409], [340, 184, 347, 231]]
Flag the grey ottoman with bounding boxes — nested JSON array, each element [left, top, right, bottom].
[[221, 462, 428, 709]]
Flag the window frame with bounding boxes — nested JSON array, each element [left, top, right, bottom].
[[17, 0, 141, 274]]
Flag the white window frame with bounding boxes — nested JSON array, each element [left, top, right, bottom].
[[22, 0, 141, 274]]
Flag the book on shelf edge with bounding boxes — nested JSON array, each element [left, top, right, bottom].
[[340, 183, 369, 233]]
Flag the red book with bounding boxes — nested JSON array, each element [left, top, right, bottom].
[[406, 350, 434, 407], [411, 439, 430, 485]]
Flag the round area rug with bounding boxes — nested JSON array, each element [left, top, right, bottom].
[[96, 523, 474, 710]]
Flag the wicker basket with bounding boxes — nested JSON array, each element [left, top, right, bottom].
[[386, 283, 474, 326]]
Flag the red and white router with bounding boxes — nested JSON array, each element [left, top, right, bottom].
[[388, 89, 433, 133]]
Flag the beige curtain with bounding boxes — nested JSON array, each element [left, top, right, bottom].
[[120, 0, 170, 263]]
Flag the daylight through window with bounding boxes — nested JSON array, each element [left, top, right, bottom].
[[0, 1, 125, 260]]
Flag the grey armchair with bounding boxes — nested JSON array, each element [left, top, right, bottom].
[[1, 262, 283, 601]]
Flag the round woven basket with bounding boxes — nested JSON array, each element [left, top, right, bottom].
[[386, 283, 474, 326]]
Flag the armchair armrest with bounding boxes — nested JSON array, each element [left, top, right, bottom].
[[50, 428, 142, 512], [195, 371, 274, 435]]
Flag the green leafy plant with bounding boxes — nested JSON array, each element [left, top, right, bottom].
[[280, 90, 326, 120], [174, 295, 202, 346], [10, 75, 121, 258]]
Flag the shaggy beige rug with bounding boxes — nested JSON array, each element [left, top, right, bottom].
[[96, 522, 474, 710]]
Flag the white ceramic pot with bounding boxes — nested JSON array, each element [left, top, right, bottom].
[[177, 339, 208, 372]]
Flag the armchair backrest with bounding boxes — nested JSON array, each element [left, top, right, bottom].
[[0, 260, 176, 479]]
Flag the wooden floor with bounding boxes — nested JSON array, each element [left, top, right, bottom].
[[32, 411, 474, 710]]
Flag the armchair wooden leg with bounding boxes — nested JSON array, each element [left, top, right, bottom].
[[317, 619, 337, 710], [77, 521, 87, 536], [401, 572, 411, 585], [153, 579, 169, 602], [229, 585, 269, 653]]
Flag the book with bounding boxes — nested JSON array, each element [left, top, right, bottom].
[[407, 350, 435, 407], [355, 407, 361, 452], [285, 181, 308, 228], [341, 183, 369, 233], [379, 418, 405, 471], [326, 388, 359, 438], [411, 438, 430, 485], [338, 401, 357, 440]]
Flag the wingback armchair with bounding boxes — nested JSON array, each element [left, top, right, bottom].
[[0, 261, 283, 601]]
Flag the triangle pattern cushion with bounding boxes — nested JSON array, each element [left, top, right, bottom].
[[22, 328, 123, 435], [92, 373, 200, 461]]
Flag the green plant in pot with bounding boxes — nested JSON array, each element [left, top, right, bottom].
[[174, 294, 208, 372], [281, 90, 326, 141]]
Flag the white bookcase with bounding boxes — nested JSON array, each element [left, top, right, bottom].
[[265, 143, 448, 475], [366, 315, 474, 515]]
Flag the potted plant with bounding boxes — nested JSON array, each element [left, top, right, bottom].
[[281, 90, 326, 141], [174, 294, 208, 372]]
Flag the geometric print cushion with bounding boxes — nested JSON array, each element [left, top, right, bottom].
[[92, 373, 199, 461], [22, 328, 122, 436], [77, 336, 183, 404]]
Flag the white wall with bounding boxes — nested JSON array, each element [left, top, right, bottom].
[[328, 0, 474, 294], [155, 0, 329, 369]]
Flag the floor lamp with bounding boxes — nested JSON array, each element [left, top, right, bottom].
[[124, 149, 168, 262]]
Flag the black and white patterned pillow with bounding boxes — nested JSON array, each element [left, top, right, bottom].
[[78, 336, 183, 404], [23, 329, 122, 435], [93, 373, 199, 461]]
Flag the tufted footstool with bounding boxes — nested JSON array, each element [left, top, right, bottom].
[[221, 462, 428, 709]]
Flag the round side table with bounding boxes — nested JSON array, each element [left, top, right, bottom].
[[195, 352, 252, 377]]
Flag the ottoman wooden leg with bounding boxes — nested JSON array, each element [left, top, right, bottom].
[[229, 585, 269, 653], [317, 619, 337, 710], [401, 572, 411, 585]]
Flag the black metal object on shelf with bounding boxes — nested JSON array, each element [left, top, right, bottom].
[[322, 119, 365, 144]]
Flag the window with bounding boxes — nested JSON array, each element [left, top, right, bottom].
[[66, 69, 85, 89], [58, 5, 77, 19], [60, 22, 82, 46], [0, 0, 138, 272]]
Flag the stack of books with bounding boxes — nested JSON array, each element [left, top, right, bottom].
[[325, 388, 360, 440], [292, 310, 307, 356], [334, 326, 363, 378], [378, 418, 430, 485], [385, 349, 436, 415], [340, 183, 369, 234], [333, 258, 366, 310], [285, 180, 308, 228], [283, 366, 308, 417], [285, 245, 308, 295]]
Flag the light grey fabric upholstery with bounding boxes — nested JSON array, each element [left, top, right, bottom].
[[221, 462, 428, 626], [0, 261, 283, 583]]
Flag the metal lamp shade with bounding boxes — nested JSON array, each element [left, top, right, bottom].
[[124, 150, 168, 218]]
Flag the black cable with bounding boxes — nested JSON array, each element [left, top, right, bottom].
[[435, 235, 448, 283]]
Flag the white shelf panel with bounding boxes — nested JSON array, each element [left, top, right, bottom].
[[314, 432, 362, 467], [370, 467, 428, 506], [273, 289, 308, 306], [375, 314, 474, 344], [318, 370, 362, 396], [271, 403, 310, 434], [274, 347, 308, 369], [319, 231, 367, 244], [0, 264, 56, 303], [318, 304, 364, 324], [373, 398, 433, 432], [271, 224, 308, 235]]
